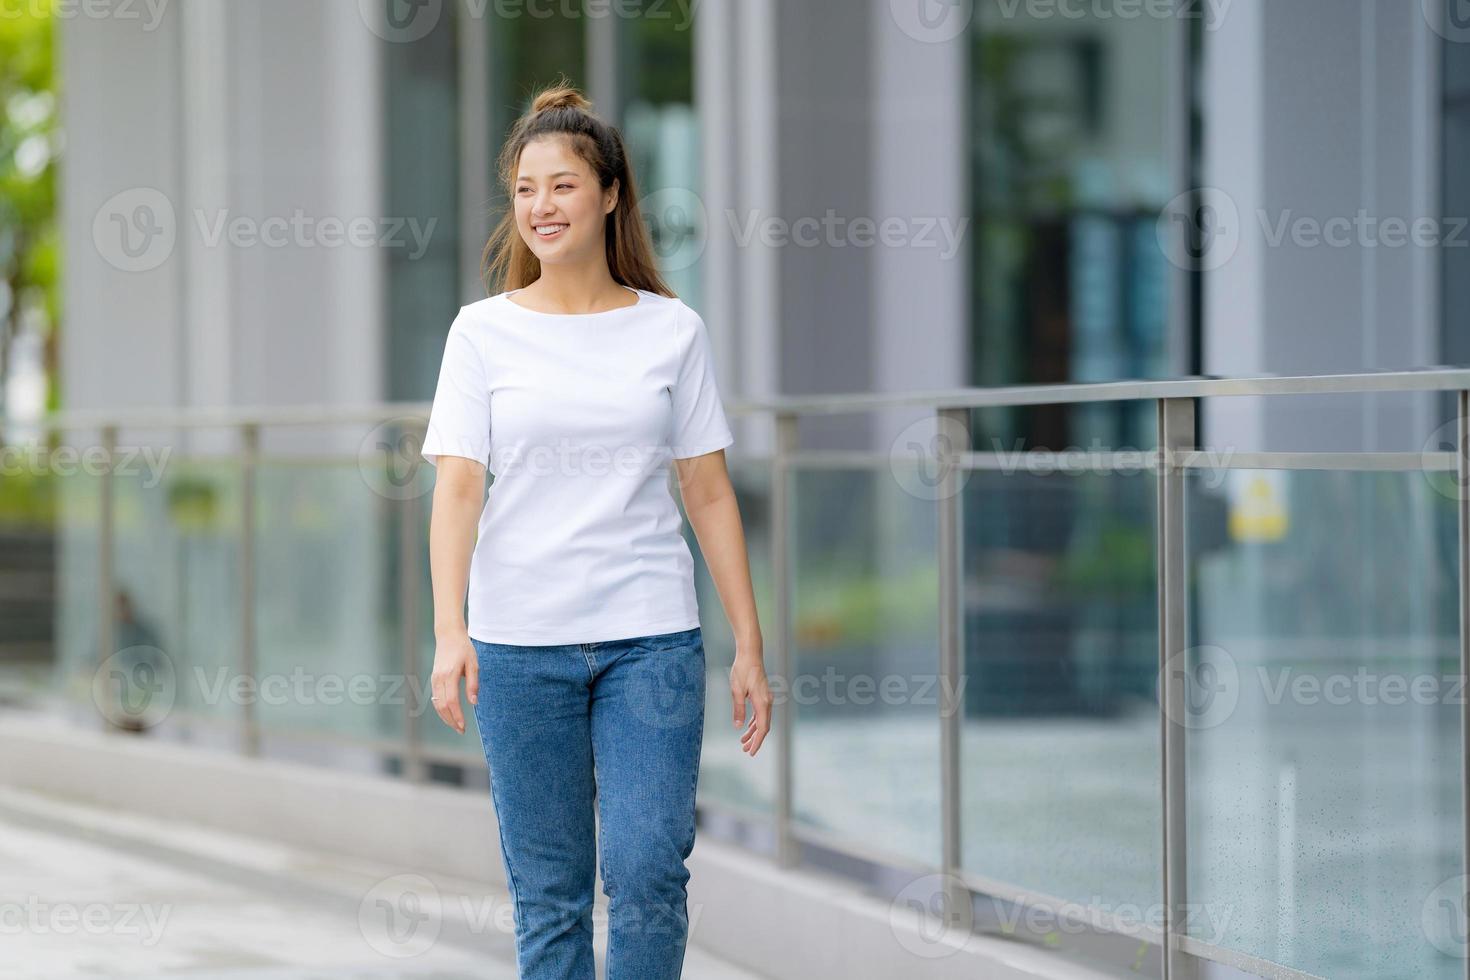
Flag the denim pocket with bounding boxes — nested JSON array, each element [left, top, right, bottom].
[[634, 626, 701, 654]]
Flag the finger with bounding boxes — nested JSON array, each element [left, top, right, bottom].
[[747, 719, 769, 755], [755, 688, 772, 732], [465, 654, 480, 706], [750, 692, 773, 754], [431, 675, 455, 729], [732, 683, 746, 728], [446, 671, 465, 733]]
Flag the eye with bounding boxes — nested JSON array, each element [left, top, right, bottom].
[[556, 183, 572, 190]]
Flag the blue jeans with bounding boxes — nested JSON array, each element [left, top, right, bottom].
[[470, 626, 707, 979]]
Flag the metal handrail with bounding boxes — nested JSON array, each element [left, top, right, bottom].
[[4, 364, 1470, 433]]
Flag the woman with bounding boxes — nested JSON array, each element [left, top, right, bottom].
[[419, 79, 772, 979]]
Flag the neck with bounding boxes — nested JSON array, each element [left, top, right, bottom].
[[523, 260, 628, 314]]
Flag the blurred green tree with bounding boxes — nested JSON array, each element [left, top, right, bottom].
[[0, 0, 59, 419]]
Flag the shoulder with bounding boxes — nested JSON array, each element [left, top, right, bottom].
[[635, 288, 688, 319], [456, 294, 508, 331], [638, 289, 705, 339], [444, 295, 514, 356]]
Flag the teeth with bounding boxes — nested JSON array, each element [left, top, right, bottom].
[[535, 224, 567, 236]]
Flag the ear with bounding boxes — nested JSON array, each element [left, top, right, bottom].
[[604, 177, 620, 215]]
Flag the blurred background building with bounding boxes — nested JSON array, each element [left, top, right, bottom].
[[2, 1, 1469, 978]]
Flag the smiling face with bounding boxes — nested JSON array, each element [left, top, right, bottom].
[[513, 136, 618, 267]]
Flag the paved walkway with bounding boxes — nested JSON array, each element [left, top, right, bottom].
[[0, 785, 764, 980]]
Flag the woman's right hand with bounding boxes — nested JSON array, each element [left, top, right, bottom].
[[430, 631, 478, 734]]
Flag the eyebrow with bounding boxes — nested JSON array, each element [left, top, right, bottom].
[[515, 171, 579, 182]]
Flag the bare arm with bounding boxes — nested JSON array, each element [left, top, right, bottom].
[[674, 449, 772, 756], [426, 455, 487, 734]]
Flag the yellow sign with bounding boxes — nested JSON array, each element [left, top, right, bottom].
[[1228, 472, 1288, 542]]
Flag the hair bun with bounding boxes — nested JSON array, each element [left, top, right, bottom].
[[532, 83, 592, 115]]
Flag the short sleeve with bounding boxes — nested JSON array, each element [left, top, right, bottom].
[[420, 309, 491, 469], [670, 304, 735, 459]]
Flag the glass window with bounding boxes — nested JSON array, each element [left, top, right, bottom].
[[614, 3, 700, 308], [382, 0, 462, 401], [969, 9, 1178, 453], [960, 10, 1186, 950], [1444, 33, 1470, 373], [487, 10, 587, 145]]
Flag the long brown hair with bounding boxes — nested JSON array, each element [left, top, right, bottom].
[[480, 77, 673, 298]]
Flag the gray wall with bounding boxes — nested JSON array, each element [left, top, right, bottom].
[[1202, 0, 1444, 454]]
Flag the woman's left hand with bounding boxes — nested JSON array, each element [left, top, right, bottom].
[[730, 644, 772, 756]]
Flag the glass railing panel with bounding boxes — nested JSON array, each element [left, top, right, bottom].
[[251, 421, 429, 759], [1184, 465, 1462, 979], [694, 454, 777, 818], [788, 463, 941, 866], [0, 427, 75, 712], [959, 465, 1161, 924]]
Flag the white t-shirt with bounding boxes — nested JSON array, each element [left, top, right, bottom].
[[419, 285, 735, 645]]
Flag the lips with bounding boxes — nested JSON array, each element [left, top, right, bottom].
[[533, 222, 568, 240]]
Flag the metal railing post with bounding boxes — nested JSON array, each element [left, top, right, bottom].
[[240, 422, 261, 757], [98, 424, 117, 710], [1157, 397, 1196, 980], [401, 420, 427, 783], [772, 411, 798, 867], [937, 406, 970, 913], [1458, 388, 1469, 980]]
